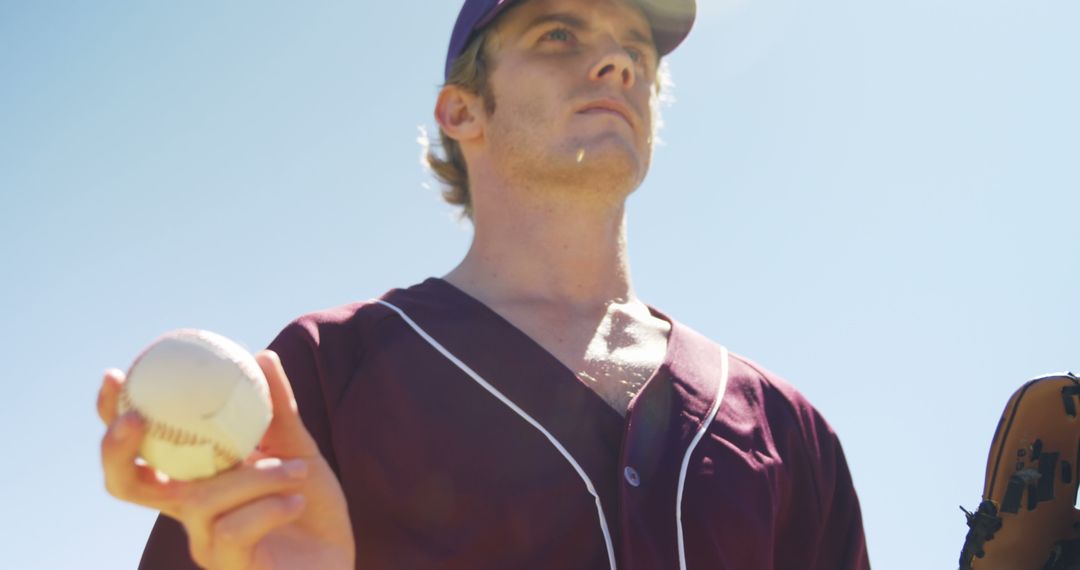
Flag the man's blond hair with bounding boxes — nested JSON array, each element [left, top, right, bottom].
[[425, 31, 497, 221]]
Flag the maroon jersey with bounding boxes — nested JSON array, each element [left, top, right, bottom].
[[139, 278, 869, 569]]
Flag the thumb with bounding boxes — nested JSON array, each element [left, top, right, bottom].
[[255, 350, 320, 459]]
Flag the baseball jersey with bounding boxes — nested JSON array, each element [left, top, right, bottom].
[[138, 277, 870, 569]]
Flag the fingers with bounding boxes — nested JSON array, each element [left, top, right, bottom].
[[100, 415, 308, 515], [178, 458, 309, 566], [102, 415, 312, 565], [211, 494, 307, 569], [97, 368, 125, 425], [101, 412, 143, 498], [258, 350, 301, 429], [101, 412, 182, 507], [177, 458, 308, 523], [256, 350, 319, 457]]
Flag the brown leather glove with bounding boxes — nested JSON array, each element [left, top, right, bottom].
[[960, 372, 1080, 569]]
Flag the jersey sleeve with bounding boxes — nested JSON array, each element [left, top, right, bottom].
[[135, 319, 334, 569], [807, 429, 870, 569], [779, 404, 870, 570]]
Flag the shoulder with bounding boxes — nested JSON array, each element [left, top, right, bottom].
[[271, 300, 392, 348], [265, 277, 476, 391], [269, 277, 454, 353], [726, 352, 837, 444], [664, 316, 840, 456], [719, 351, 857, 521], [264, 300, 390, 390], [263, 280, 438, 397], [663, 316, 835, 440]]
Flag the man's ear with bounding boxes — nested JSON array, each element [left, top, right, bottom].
[[435, 85, 485, 143]]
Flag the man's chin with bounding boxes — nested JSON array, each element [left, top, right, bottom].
[[566, 141, 647, 178], [555, 153, 644, 197], [569, 130, 646, 159]]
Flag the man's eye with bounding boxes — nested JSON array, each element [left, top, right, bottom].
[[626, 48, 642, 62], [542, 28, 575, 43]]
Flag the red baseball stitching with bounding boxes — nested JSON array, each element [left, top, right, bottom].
[[119, 388, 243, 469]]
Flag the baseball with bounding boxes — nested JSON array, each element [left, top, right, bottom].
[[118, 329, 273, 481]]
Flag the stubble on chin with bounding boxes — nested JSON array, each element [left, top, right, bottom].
[[491, 125, 646, 200], [506, 141, 643, 202]]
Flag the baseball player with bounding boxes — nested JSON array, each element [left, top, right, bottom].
[[97, 0, 871, 568]]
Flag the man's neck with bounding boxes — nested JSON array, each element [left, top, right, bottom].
[[443, 191, 636, 314]]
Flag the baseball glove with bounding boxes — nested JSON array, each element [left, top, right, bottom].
[[960, 372, 1080, 570]]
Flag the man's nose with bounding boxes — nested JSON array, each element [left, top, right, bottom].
[[589, 44, 636, 89]]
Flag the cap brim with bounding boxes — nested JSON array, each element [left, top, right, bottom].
[[446, 0, 697, 80], [636, 0, 696, 57]]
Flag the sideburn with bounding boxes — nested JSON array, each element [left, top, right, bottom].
[[481, 82, 497, 116]]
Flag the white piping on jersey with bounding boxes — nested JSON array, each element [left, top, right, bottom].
[[676, 346, 730, 570], [375, 300, 618, 570]]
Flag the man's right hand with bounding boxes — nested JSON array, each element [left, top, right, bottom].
[[98, 350, 355, 570]]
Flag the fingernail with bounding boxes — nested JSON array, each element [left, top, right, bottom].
[[282, 459, 308, 479], [254, 457, 283, 470]]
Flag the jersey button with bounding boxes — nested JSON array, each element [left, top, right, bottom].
[[624, 466, 641, 487]]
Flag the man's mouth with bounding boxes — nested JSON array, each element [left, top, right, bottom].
[[577, 99, 636, 129]]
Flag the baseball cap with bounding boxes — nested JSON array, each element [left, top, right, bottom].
[[444, 0, 697, 80]]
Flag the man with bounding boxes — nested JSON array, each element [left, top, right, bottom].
[[98, 0, 871, 568]]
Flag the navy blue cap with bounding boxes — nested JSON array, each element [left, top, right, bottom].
[[444, 0, 696, 81]]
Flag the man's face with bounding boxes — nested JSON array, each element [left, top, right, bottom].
[[478, 0, 659, 198]]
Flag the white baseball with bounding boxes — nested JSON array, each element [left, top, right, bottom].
[[118, 329, 273, 481]]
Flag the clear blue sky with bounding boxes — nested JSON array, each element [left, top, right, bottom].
[[1, 1, 1077, 567]]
